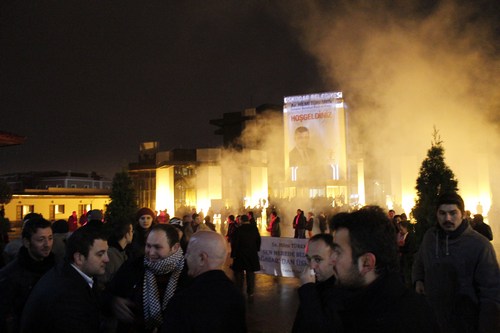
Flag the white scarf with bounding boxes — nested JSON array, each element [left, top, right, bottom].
[[143, 248, 184, 329]]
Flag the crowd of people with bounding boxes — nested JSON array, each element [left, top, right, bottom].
[[0, 191, 498, 332]]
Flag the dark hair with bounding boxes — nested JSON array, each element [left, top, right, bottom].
[[150, 224, 180, 247], [52, 219, 69, 234], [248, 211, 254, 217], [399, 220, 411, 229], [329, 206, 399, 275], [109, 221, 133, 243], [309, 233, 334, 250], [295, 126, 309, 135], [192, 213, 199, 220], [240, 214, 249, 223], [228, 215, 235, 221], [436, 192, 464, 214], [472, 214, 484, 223], [22, 217, 52, 240], [65, 225, 108, 262]]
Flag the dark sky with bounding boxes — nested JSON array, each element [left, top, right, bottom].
[[0, 1, 325, 178]]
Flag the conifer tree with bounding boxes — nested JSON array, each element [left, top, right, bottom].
[[105, 171, 138, 224], [412, 128, 458, 247], [0, 179, 12, 206]]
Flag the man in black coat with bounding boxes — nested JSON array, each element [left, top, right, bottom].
[[327, 206, 440, 332], [162, 231, 247, 333], [0, 216, 55, 333], [293, 209, 307, 239], [20, 225, 109, 333], [230, 214, 261, 299]]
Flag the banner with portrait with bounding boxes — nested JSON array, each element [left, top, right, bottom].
[[284, 92, 347, 183]]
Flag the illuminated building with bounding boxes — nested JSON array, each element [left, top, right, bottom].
[[0, 171, 111, 223]]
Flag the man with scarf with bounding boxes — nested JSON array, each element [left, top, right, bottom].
[[413, 192, 500, 332], [109, 224, 188, 332]]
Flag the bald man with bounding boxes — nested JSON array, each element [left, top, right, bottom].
[[162, 231, 247, 333]]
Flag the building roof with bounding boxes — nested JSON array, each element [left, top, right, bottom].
[[0, 131, 26, 147]]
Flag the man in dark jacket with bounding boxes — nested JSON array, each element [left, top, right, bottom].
[[109, 224, 188, 332], [293, 209, 307, 239], [20, 225, 109, 333], [162, 231, 247, 332], [328, 206, 440, 332], [230, 214, 261, 300], [413, 192, 500, 332], [0, 216, 55, 333], [471, 213, 493, 241], [292, 234, 342, 333]]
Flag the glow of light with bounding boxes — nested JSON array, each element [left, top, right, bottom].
[[357, 159, 365, 205], [156, 167, 175, 217], [196, 165, 222, 215]]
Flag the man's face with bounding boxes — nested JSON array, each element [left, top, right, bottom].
[[185, 245, 199, 277], [25, 227, 53, 261], [331, 228, 365, 288], [306, 239, 334, 282], [193, 216, 200, 226], [139, 214, 154, 229], [145, 230, 178, 262], [437, 204, 463, 232], [80, 239, 109, 276], [125, 224, 134, 244], [294, 130, 310, 150]]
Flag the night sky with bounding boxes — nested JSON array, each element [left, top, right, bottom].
[[1, 1, 325, 178]]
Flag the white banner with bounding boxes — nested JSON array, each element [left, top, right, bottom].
[[258, 237, 309, 278]]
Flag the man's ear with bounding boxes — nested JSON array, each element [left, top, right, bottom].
[[22, 238, 30, 249], [172, 243, 180, 253], [73, 252, 84, 267], [358, 252, 376, 275]]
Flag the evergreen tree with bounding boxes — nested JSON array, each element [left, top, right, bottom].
[[412, 128, 458, 247], [105, 171, 138, 225], [0, 179, 12, 205]]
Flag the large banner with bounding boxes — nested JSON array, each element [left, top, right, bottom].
[[258, 237, 309, 278], [284, 92, 347, 183]]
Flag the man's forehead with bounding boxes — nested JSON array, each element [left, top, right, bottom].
[[33, 227, 52, 235], [147, 230, 168, 242], [90, 239, 108, 251], [438, 204, 460, 211]]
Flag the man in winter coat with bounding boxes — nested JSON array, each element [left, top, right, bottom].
[[230, 214, 261, 300], [162, 231, 246, 332], [413, 192, 500, 332], [329, 206, 440, 332], [109, 224, 188, 332], [20, 225, 109, 333], [0, 216, 55, 332]]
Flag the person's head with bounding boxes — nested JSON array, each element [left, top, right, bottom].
[[294, 126, 310, 150], [204, 215, 211, 223], [270, 211, 277, 218], [87, 209, 103, 223], [329, 206, 399, 288], [399, 220, 410, 234], [136, 207, 156, 230], [22, 217, 53, 261], [71, 211, 77, 217], [308, 212, 314, 218], [472, 214, 484, 225], [52, 219, 69, 234], [182, 214, 193, 224], [192, 213, 200, 226], [306, 234, 335, 282], [436, 192, 465, 232], [247, 211, 254, 219], [296, 209, 302, 216], [145, 224, 181, 262], [227, 214, 235, 222], [110, 221, 134, 245], [185, 231, 227, 277], [240, 214, 249, 223], [65, 225, 109, 276], [388, 209, 396, 219]]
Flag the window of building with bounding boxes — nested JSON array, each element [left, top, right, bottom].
[[16, 205, 35, 221]]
